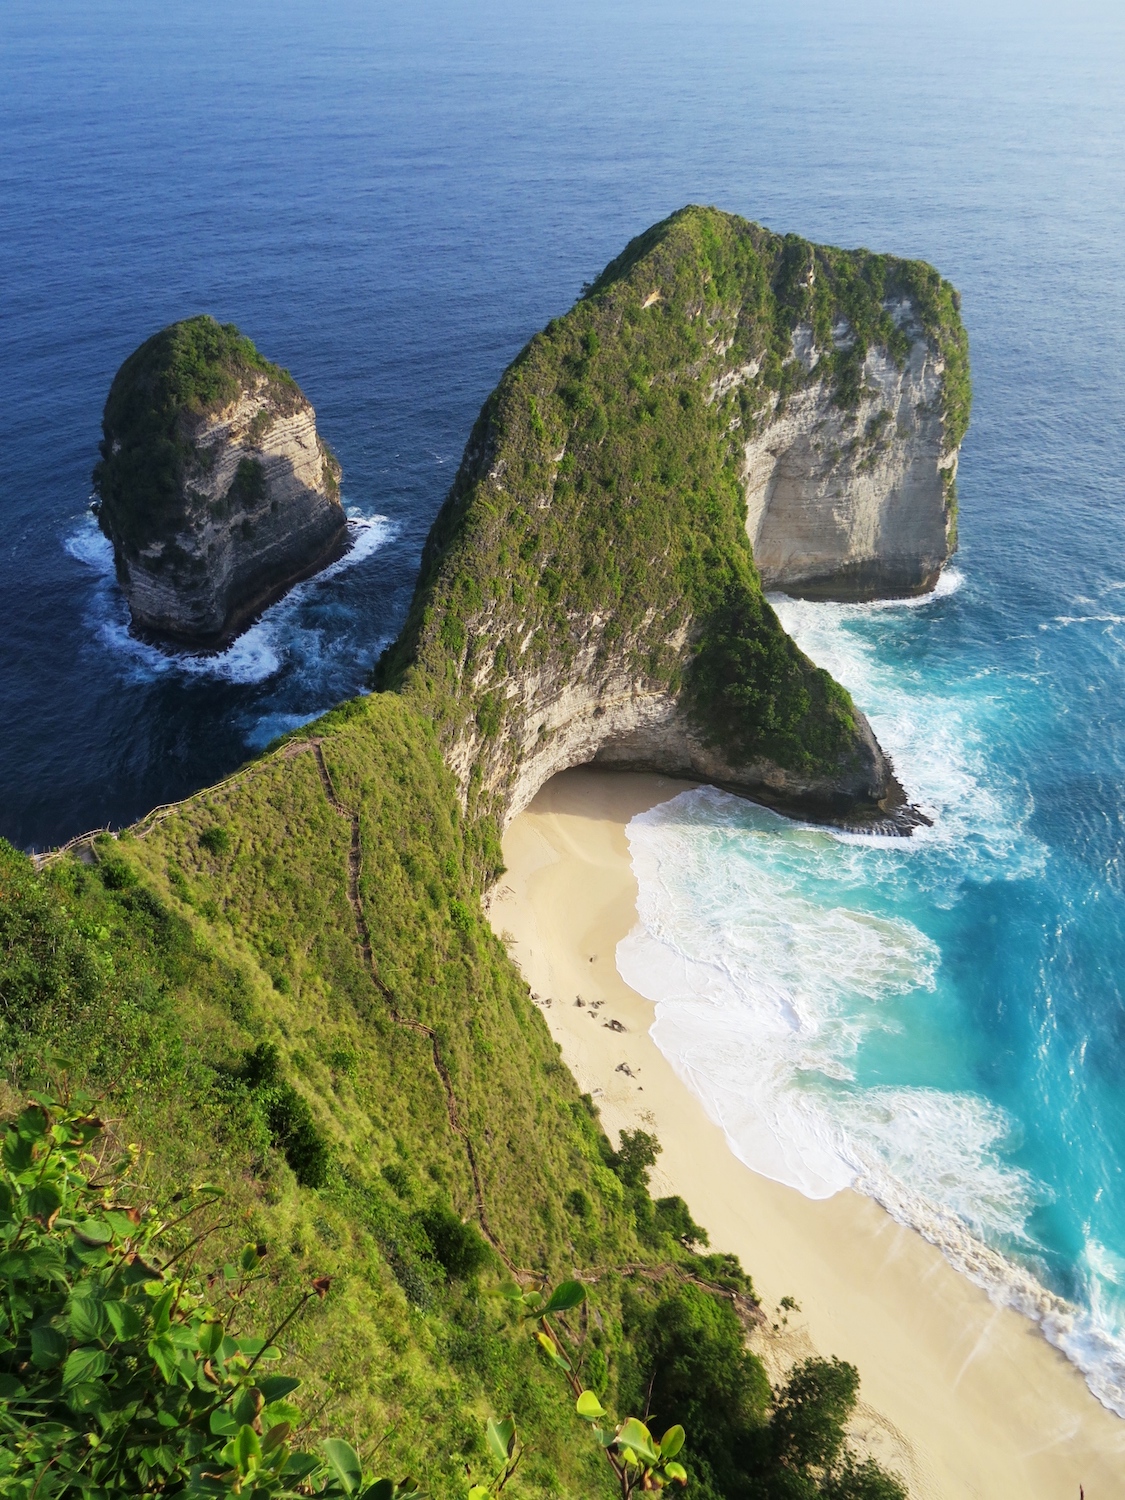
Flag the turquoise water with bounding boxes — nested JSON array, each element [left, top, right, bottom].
[[620, 569, 1125, 1413], [3, 0, 1125, 1417]]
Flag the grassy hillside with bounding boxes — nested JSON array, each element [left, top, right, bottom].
[[379, 206, 968, 831], [1, 694, 903, 1498]]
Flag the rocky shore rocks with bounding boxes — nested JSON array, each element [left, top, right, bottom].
[[93, 315, 347, 649]]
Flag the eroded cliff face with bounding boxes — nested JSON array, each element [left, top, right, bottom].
[[94, 317, 347, 649], [445, 625, 900, 830], [742, 306, 958, 600], [381, 207, 967, 835]]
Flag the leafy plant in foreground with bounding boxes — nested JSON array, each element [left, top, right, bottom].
[[0, 1087, 416, 1500], [502, 1280, 688, 1496]]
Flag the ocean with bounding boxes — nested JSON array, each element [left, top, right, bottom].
[[3, 0, 1125, 1416]]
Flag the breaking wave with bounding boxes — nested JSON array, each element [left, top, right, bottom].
[[617, 577, 1125, 1417]]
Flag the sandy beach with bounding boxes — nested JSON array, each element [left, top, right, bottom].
[[488, 767, 1125, 1500]]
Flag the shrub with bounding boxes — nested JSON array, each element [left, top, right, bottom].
[[418, 1205, 491, 1281], [0, 1088, 416, 1500], [236, 1043, 331, 1188], [654, 1195, 709, 1248], [199, 825, 231, 856], [606, 1129, 661, 1191]]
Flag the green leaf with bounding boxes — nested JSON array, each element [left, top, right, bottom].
[[67, 1288, 106, 1342], [576, 1390, 606, 1421], [30, 1324, 69, 1368], [261, 1420, 292, 1454], [616, 1418, 659, 1467], [210, 1409, 239, 1437], [65, 1378, 110, 1414], [103, 1209, 140, 1238], [282, 1451, 322, 1482], [233, 1424, 261, 1475], [105, 1300, 143, 1340], [485, 1415, 516, 1466], [16, 1105, 49, 1139], [233, 1386, 264, 1427], [496, 1281, 524, 1301], [235, 1335, 279, 1360], [361, 1482, 395, 1500], [62, 1347, 110, 1388], [2, 1131, 33, 1173], [147, 1333, 179, 1382], [150, 1287, 176, 1335], [258, 1374, 301, 1402], [322, 1437, 363, 1495], [660, 1424, 685, 1459], [467, 1489, 489, 1500], [196, 1319, 223, 1356], [240, 1242, 265, 1273], [665, 1460, 688, 1482], [540, 1279, 586, 1315], [261, 1399, 301, 1431], [0, 1373, 26, 1399], [72, 1218, 114, 1247], [536, 1331, 572, 1371], [26, 1182, 63, 1223]]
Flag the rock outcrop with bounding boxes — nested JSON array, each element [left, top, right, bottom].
[[94, 316, 347, 649], [743, 306, 960, 600], [381, 207, 970, 833]]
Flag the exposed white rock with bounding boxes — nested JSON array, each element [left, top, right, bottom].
[[742, 319, 957, 599], [447, 619, 902, 833], [102, 372, 346, 648]]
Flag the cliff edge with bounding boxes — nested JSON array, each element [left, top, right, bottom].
[[743, 269, 967, 600], [380, 207, 969, 833], [93, 315, 347, 649]]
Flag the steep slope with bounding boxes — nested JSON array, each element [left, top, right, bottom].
[[2, 698, 652, 1495], [1, 695, 905, 1498], [380, 206, 968, 832], [94, 315, 347, 648]]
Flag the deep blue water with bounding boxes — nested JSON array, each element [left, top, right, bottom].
[[4, 0, 1125, 1413]]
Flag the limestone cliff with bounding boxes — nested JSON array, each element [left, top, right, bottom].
[[380, 207, 970, 834], [744, 300, 961, 600], [93, 316, 347, 648]]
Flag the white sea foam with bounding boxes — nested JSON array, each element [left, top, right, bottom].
[[770, 577, 1044, 881], [618, 580, 1125, 1417], [64, 507, 393, 689]]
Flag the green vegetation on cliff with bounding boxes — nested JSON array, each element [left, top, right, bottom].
[[379, 207, 967, 828], [0, 207, 967, 1496], [92, 315, 301, 555], [1, 692, 903, 1498]]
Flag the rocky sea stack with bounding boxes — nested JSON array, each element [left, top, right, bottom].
[[93, 315, 347, 649], [382, 206, 970, 832]]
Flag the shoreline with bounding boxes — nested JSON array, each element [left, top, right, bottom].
[[488, 766, 1125, 1499]]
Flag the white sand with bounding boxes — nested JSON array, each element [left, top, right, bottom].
[[489, 767, 1125, 1500]]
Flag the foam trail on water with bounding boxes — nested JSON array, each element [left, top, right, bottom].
[[617, 578, 1125, 1418], [65, 507, 393, 688]]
